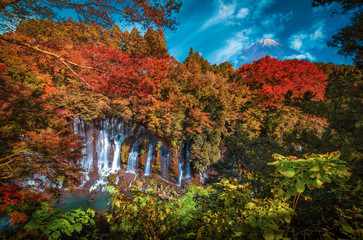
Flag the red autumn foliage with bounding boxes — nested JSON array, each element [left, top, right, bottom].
[[0, 186, 22, 211], [236, 56, 327, 106], [7, 210, 28, 224], [74, 43, 171, 99], [0, 185, 47, 224], [0, 186, 46, 211]]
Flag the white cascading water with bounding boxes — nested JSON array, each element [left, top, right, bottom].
[[91, 119, 130, 191], [185, 143, 191, 179], [72, 117, 193, 192], [110, 136, 126, 174], [72, 117, 94, 186], [177, 153, 184, 186], [144, 142, 153, 176], [199, 171, 208, 184], [160, 145, 171, 179], [72, 117, 131, 192], [97, 120, 111, 178], [23, 174, 48, 190], [126, 139, 140, 174]]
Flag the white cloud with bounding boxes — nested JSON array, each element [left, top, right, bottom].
[[283, 52, 316, 61], [236, 8, 249, 19], [288, 21, 326, 52], [305, 52, 316, 60], [201, 0, 237, 30], [312, 25, 323, 40], [210, 28, 254, 65], [290, 35, 304, 51], [284, 54, 306, 60]]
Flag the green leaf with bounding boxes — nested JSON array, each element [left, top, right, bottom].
[[74, 223, 82, 233], [282, 169, 296, 178], [267, 222, 279, 231], [263, 229, 275, 240], [246, 202, 256, 209], [24, 219, 40, 230], [295, 179, 305, 193], [341, 223, 354, 234], [314, 179, 323, 188], [64, 228, 72, 236], [310, 165, 320, 171], [52, 230, 61, 239], [277, 188, 284, 197], [46, 221, 58, 231]]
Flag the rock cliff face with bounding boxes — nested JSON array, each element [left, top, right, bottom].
[[72, 117, 193, 192]]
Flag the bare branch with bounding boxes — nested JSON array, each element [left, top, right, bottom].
[[0, 34, 96, 90]]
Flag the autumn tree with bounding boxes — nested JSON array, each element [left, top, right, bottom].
[[236, 56, 327, 107], [0, 0, 182, 31], [0, 59, 83, 192], [0, 0, 182, 193], [0, 0, 182, 91], [144, 28, 169, 58], [183, 48, 214, 74]]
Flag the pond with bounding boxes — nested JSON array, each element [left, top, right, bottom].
[[55, 190, 111, 213]]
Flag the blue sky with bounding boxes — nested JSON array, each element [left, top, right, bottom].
[[163, 0, 354, 67]]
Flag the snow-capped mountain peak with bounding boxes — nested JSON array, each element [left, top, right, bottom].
[[239, 39, 304, 64], [256, 38, 281, 47]]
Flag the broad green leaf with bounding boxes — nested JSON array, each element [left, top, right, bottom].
[[74, 223, 82, 233], [46, 221, 58, 231], [263, 229, 275, 240], [24, 219, 40, 230], [52, 230, 60, 239], [295, 179, 305, 193], [277, 188, 284, 197], [283, 169, 296, 178], [284, 215, 291, 223], [314, 179, 323, 188], [64, 229, 72, 236], [341, 223, 354, 234], [267, 222, 279, 231], [310, 165, 320, 171]]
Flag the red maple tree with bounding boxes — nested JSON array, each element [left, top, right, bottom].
[[236, 56, 327, 106]]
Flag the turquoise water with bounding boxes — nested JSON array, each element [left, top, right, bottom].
[[56, 191, 111, 213]]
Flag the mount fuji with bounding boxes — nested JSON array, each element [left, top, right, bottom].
[[239, 39, 306, 64]]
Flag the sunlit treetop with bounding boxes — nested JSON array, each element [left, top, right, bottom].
[[0, 0, 182, 32], [236, 56, 327, 107]]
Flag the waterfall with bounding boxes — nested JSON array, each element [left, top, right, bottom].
[[90, 119, 130, 191], [160, 145, 171, 179], [126, 139, 140, 174], [144, 142, 153, 176], [111, 135, 126, 174], [72, 117, 93, 185], [177, 154, 184, 186], [97, 120, 111, 178], [185, 143, 191, 179], [72, 117, 197, 191], [199, 171, 208, 184], [72, 117, 131, 192]]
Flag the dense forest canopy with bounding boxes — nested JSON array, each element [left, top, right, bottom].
[[0, 0, 362, 239]]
